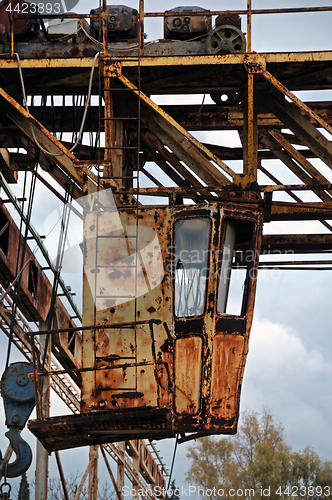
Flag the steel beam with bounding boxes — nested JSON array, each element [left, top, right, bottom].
[[116, 443, 126, 500], [35, 328, 50, 500], [3, 102, 332, 133], [114, 71, 234, 183], [0, 87, 83, 188], [88, 446, 99, 500], [270, 201, 332, 221], [265, 92, 332, 171], [262, 132, 332, 204], [261, 234, 332, 253]]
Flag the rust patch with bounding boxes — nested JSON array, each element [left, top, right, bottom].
[[111, 392, 144, 399]]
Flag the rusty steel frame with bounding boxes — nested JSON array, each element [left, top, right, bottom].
[[0, 282, 166, 499], [1, 1, 332, 498], [6, 2, 332, 58]]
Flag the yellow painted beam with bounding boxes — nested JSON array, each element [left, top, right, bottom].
[[111, 51, 332, 68], [0, 51, 331, 70], [0, 57, 98, 69]]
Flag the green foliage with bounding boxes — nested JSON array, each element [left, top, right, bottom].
[[186, 409, 332, 500], [168, 479, 180, 500], [18, 473, 30, 500]]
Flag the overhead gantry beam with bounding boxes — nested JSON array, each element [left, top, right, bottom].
[[261, 233, 332, 253], [104, 67, 236, 191], [1, 102, 332, 133], [0, 86, 84, 195]]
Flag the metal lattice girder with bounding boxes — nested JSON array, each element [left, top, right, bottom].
[[263, 90, 332, 170], [0, 290, 164, 494], [2, 102, 332, 135], [0, 87, 83, 193], [261, 133, 332, 203], [110, 69, 235, 185]]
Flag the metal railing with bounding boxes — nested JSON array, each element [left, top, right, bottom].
[[4, 1, 332, 57]]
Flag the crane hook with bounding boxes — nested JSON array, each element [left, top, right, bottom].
[[3, 427, 32, 478], [0, 362, 35, 478]]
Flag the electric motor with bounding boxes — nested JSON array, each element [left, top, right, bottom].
[[164, 6, 211, 40], [0, 0, 39, 41], [215, 13, 242, 30], [90, 4, 139, 41]]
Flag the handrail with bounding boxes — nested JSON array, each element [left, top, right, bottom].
[[6, 2, 332, 57]]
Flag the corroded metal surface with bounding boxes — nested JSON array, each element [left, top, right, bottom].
[[0, 1, 331, 459], [81, 199, 263, 438], [28, 407, 173, 451], [0, 201, 82, 379]]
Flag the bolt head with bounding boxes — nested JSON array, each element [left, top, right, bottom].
[[12, 414, 20, 424], [16, 374, 28, 387]]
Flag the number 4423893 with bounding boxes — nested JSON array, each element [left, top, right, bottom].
[[276, 485, 331, 497], [5, 3, 61, 14]]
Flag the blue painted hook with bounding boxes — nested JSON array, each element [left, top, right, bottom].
[[1, 362, 35, 478], [4, 427, 32, 478]]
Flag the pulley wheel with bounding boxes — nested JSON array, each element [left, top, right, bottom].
[[206, 25, 246, 54], [1, 362, 35, 403], [210, 92, 240, 106]]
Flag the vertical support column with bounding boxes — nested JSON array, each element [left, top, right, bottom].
[[242, 68, 258, 182], [35, 324, 50, 500], [115, 119, 124, 185], [103, 74, 112, 178], [103, 70, 125, 184], [247, 0, 252, 53], [247, 71, 257, 178], [88, 445, 99, 500], [9, 0, 14, 57], [102, 0, 108, 56], [117, 442, 126, 500], [139, 0, 144, 56], [131, 441, 140, 500]]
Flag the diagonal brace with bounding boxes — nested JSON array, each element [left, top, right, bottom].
[[0, 87, 83, 188]]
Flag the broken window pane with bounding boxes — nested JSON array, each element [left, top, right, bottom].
[[175, 218, 211, 317], [218, 219, 255, 316]]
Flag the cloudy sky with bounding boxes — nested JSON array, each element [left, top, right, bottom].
[[1, 0, 332, 496]]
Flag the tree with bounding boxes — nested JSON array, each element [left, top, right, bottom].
[[18, 473, 30, 500], [186, 409, 332, 500], [167, 479, 180, 500], [32, 472, 115, 500]]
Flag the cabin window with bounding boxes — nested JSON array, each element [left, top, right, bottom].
[[68, 322, 76, 357], [174, 218, 210, 318], [28, 260, 38, 299], [217, 219, 255, 316]]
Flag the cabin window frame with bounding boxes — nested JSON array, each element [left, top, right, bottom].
[[217, 216, 257, 318], [173, 215, 212, 319]]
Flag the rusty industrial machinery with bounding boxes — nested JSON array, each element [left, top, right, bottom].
[[163, 6, 212, 40], [90, 5, 139, 41], [0, 0, 39, 41], [28, 198, 263, 450], [0, 0, 331, 497]]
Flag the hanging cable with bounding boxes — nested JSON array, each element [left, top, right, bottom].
[[165, 435, 179, 499], [14, 51, 100, 156], [42, 177, 75, 370], [197, 94, 206, 127], [5, 162, 38, 370], [5, 157, 29, 370]]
